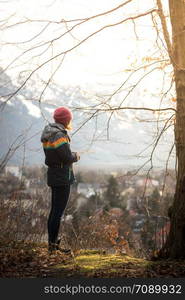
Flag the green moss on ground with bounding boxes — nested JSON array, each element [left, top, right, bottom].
[[49, 249, 185, 278], [1, 240, 185, 278]]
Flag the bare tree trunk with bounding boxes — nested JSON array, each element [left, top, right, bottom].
[[159, 0, 185, 258]]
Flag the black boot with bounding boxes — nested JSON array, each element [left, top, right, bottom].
[[48, 240, 71, 254], [48, 242, 57, 253], [56, 239, 71, 254]]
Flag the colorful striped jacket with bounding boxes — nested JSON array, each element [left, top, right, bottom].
[[41, 123, 78, 186]]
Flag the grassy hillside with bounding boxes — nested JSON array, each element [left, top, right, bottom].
[[0, 239, 185, 278]]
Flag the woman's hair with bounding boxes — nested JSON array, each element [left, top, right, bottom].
[[65, 120, 72, 130]]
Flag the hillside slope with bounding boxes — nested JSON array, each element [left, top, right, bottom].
[[0, 240, 185, 278]]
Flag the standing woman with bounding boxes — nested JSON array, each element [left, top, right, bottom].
[[41, 107, 80, 253]]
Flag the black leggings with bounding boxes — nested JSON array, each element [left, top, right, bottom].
[[48, 185, 70, 244]]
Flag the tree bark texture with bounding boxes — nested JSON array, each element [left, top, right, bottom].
[[159, 0, 185, 258]]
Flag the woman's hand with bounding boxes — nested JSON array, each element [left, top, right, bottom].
[[76, 152, 80, 161]]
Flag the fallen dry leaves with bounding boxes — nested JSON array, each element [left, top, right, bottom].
[[0, 238, 70, 277], [0, 239, 185, 278]]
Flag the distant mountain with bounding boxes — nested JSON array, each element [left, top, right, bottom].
[[0, 68, 175, 170]]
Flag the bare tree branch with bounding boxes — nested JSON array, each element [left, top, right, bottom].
[[75, 106, 176, 113], [1, 7, 157, 107]]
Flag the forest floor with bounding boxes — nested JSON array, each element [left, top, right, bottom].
[[0, 239, 185, 278]]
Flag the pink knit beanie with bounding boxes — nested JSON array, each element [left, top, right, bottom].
[[53, 107, 73, 126]]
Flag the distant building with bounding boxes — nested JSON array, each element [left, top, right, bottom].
[[135, 178, 159, 196], [109, 207, 124, 218], [64, 214, 73, 223], [136, 178, 159, 187], [128, 209, 138, 217], [77, 182, 105, 198], [5, 165, 22, 179], [126, 198, 138, 211], [76, 195, 88, 209], [121, 187, 135, 197]]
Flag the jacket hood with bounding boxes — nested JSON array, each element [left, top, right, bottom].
[[41, 123, 66, 142]]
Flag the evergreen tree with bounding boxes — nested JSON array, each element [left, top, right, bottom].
[[148, 188, 160, 215], [103, 175, 122, 208]]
